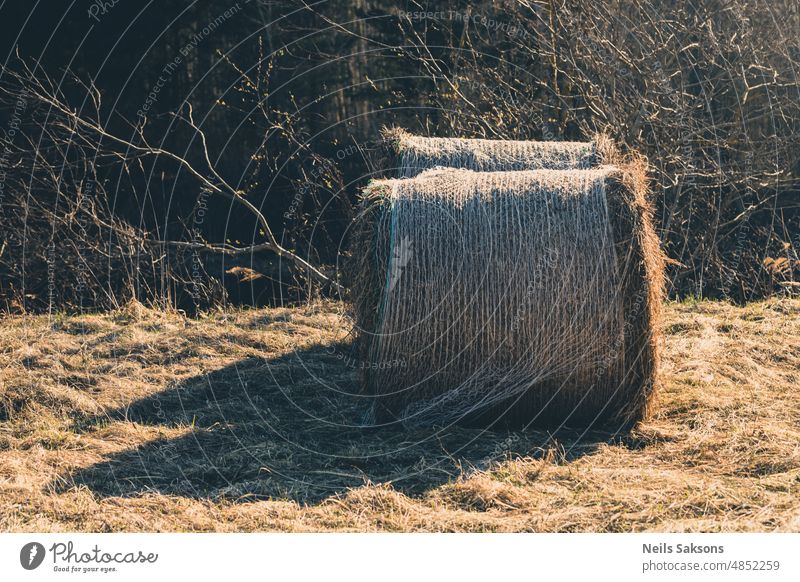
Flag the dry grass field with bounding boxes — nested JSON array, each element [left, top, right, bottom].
[[0, 299, 798, 532]]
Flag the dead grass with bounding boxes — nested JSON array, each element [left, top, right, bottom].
[[0, 298, 798, 532]]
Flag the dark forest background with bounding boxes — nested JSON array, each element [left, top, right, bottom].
[[0, 0, 798, 313]]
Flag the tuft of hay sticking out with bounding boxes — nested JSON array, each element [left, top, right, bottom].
[[380, 127, 620, 178], [348, 162, 664, 429]]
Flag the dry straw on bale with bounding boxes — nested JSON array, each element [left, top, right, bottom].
[[349, 161, 664, 429], [381, 127, 619, 177]]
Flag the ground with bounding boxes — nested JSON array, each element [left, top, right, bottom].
[[0, 298, 798, 532]]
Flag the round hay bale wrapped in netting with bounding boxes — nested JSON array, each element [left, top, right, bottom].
[[381, 128, 619, 178], [348, 163, 664, 429]]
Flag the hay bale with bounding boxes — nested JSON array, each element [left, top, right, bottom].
[[349, 162, 664, 429], [381, 128, 619, 177]]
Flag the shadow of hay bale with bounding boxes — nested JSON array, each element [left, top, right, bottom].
[[53, 344, 632, 504]]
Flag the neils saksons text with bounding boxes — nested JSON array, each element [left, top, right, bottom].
[[643, 543, 724, 554]]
